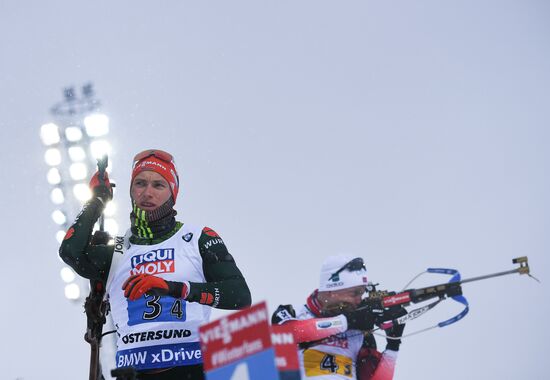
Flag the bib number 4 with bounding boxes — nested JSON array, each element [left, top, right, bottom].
[[321, 354, 352, 376], [128, 295, 187, 326], [321, 354, 339, 373]]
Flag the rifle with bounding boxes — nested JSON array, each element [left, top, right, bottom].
[[84, 155, 111, 380], [84, 278, 109, 380], [359, 256, 535, 334], [291, 257, 535, 350]]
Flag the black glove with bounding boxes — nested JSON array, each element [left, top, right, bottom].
[[344, 306, 377, 331], [90, 230, 111, 245], [272, 304, 296, 325], [384, 307, 407, 351]]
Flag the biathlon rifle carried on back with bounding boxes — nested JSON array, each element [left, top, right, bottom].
[[84, 155, 113, 380], [359, 256, 537, 337], [84, 278, 109, 380]]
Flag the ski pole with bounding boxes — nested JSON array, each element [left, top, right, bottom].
[[85, 154, 110, 380], [96, 155, 108, 232]]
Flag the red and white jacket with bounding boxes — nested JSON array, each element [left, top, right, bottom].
[[271, 290, 398, 380]]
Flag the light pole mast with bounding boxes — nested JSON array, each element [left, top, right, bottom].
[[40, 83, 118, 301]]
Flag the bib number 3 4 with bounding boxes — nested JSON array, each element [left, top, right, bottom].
[[128, 295, 187, 326]]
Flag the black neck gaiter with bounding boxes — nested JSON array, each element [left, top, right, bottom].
[[130, 197, 177, 239]]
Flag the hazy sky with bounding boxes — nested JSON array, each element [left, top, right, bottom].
[[1, 1, 549, 379]]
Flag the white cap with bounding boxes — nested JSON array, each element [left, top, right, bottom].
[[319, 254, 368, 292]]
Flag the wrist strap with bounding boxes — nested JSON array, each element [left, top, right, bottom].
[[386, 338, 401, 351], [166, 281, 190, 299], [181, 281, 190, 299]]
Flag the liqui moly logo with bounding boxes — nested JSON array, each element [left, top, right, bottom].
[[131, 249, 175, 275]]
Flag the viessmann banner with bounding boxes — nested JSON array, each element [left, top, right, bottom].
[[199, 301, 280, 380], [271, 324, 301, 380]]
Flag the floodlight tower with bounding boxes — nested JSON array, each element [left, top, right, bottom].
[[40, 83, 118, 302]]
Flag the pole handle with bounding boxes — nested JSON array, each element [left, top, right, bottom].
[[96, 155, 108, 180], [96, 155, 108, 232]]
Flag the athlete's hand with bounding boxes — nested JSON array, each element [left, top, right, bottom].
[[122, 274, 189, 301], [89, 170, 113, 203], [123, 274, 168, 300], [344, 306, 377, 331], [384, 307, 407, 351]]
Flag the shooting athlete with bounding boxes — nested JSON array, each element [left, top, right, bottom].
[[272, 254, 406, 380]]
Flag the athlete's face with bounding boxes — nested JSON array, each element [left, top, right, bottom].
[[131, 171, 172, 211], [320, 285, 366, 315]]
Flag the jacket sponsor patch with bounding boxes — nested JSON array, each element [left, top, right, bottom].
[[382, 292, 411, 307], [321, 333, 349, 349], [276, 309, 294, 323], [116, 342, 202, 370], [130, 249, 175, 275], [199, 292, 214, 305], [203, 237, 225, 251], [121, 328, 192, 344], [114, 236, 125, 255]]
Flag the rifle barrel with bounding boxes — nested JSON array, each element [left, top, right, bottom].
[[459, 268, 522, 285], [421, 256, 530, 292]]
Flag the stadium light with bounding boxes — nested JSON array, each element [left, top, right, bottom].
[[73, 183, 92, 203], [90, 140, 112, 160], [104, 201, 116, 217], [50, 188, 65, 204], [64, 283, 81, 300], [40, 123, 61, 145], [44, 148, 62, 166], [65, 126, 83, 142], [104, 218, 119, 235], [84, 113, 109, 137], [68, 146, 86, 161], [69, 162, 88, 181], [60, 267, 76, 283], [51, 209, 67, 225], [42, 83, 119, 303], [47, 168, 62, 185], [56, 230, 67, 244]]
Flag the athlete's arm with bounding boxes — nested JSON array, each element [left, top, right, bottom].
[[357, 347, 398, 380], [357, 319, 405, 380], [271, 304, 349, 344], [185, 227, 251, 309], [58, 197, 114, 281]]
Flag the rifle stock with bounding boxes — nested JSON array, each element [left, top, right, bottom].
[[84, 279, 108, 380]]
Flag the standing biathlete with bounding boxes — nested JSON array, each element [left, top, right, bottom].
[[272, 255, 405, 380], [60, 149, 251, 379]]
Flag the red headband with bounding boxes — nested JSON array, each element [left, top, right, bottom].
[[131, 155, 179, 201]]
